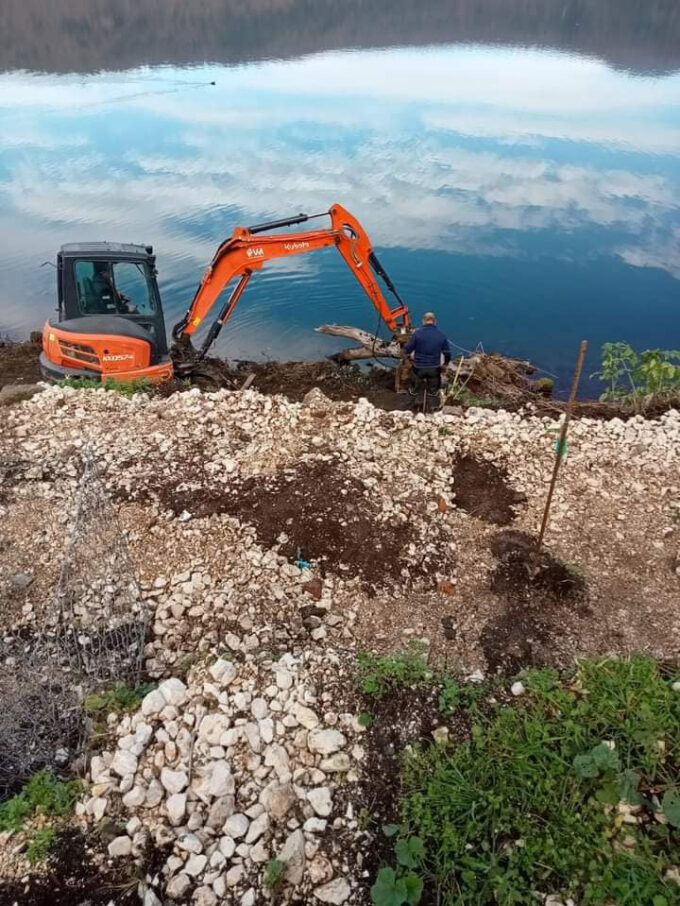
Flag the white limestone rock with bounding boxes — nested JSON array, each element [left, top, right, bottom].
[[161, 768, 188, 794], [307, 787, 333, 817], [278, 829, 306, 885], [108, 835, 132, 858], [307, 729, 346, 756], [159, 678, 189, 707], [314, 877, 351, 904], [111, 749, 138, 778], [224, 813, 249, 839]]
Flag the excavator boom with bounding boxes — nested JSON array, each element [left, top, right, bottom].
[[172, 203, 410, 360]]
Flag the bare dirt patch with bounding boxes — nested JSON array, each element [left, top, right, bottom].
[[0, 339, 42, 389], [148, 458, 454, 593], [452, 454, 526, 524], [0, 828, 166, 906], [358, 686, 470, 883], [480, 530, 589, 673], [489, 529, 587, 603]]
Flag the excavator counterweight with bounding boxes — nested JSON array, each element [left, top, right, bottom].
[[40, 204, 411, 385]]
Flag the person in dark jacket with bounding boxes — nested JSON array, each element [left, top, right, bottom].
[[404, 312, 451, 404]]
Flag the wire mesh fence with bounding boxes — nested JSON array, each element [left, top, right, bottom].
[[0, 449, 148, 794]]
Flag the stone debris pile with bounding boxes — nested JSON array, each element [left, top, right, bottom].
[[83, 648, 363, 904]]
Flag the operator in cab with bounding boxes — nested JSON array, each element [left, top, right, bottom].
[[90, 262, 136, 315], [404, 311, 451, 405]]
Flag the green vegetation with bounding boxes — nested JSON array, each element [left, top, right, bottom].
[[357, 642, 432, 697], [84, 681, 155, 717], [25, 827, 58, 864], [593, 342, 680, 403], [533, 376, 555, 393], [371, 829, 425, 906], [358, 710, 374, 728], [390, 657, 680, 906], [437, 674, 461, 714], [263, 858, 287, 892], [0, 770, 81, 833], [0, 771, 82, 863], [62, 375, 154, 397]]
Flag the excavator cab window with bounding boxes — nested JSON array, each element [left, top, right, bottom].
[[74, 259, 156, 317]]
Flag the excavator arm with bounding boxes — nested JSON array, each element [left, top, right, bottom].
[[172, 203, 411, 360]]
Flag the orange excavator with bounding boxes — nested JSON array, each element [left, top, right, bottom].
[[40, 203, 411, 384]]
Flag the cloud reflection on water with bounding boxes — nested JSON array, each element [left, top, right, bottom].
[[0, 46, 678, 379]]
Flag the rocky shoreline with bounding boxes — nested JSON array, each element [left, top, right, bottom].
[[0, 359, 679, 904]]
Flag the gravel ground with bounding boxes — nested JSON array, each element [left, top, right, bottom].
[[0, 384, 679, 904]]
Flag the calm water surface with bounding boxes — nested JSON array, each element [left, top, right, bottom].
[[0, 1, 678, 393]]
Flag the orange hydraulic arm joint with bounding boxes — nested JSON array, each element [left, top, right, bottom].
[[172, 203, 411, 360]]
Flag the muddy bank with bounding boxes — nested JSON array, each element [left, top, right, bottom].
[[2, 337, 679, 419], [0, 338, 42, 388]]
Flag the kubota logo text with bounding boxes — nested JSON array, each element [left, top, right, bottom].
[[246, 247, 264, 258], [284, 242, 310, 251]]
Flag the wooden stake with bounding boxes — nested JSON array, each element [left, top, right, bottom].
[[534, 340, 588, 569]]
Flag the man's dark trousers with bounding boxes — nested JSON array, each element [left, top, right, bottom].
[[411, 365, 441, 397]]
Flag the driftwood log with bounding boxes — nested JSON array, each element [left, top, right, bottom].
[[315, 324, 402, 361], [316, 323, 545, 402]]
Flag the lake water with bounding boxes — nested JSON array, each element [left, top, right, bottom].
[[1, 0, 678, 394]]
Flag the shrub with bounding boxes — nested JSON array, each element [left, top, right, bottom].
[[593, 342, 680, 402]]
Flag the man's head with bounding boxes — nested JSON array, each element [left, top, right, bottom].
[[422, 312, 436, 325]]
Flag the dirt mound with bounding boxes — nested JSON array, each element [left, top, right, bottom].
[[151, 458, 452, 593], [169, 344, 411, 411], [480, 610, 553, 674], [480, 530, 589, 673], [489, 529, 586, 602], [452, 454, 526, 524]]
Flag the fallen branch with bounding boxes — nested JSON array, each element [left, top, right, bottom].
[[316, 322, 546, 403], [315, 324, 402, 362]]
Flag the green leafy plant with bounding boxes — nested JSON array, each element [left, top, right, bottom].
[[661, 790, 680, 828], [62, 375, 154, 397], [84, 681, 155, 717], [103, 376, 154, 397], [0, 771, 81, 833], [593, 342, 680, 403], [357, 643, 431, 697], [438, 675, 461, 714], [371, 835, 425, 906], [263, 858, 287, 892], [62, 376, 101, 391], [25, 827, 58, 864], [396, 657, 680, 905], [371, 867, 424, 906], [358, 710, 374, 728]]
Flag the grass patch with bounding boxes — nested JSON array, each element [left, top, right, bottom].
[[357, 643, 432, 697], [83, 681, 155, 717], [62, 376, 154, 397], [0, 771, 81, 833], [392, 657, 680, 906], [25, 826, 58, 864], [263, 858, 287, 892]]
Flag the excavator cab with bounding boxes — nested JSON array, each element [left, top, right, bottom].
[[40, 243, 173, 383]]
